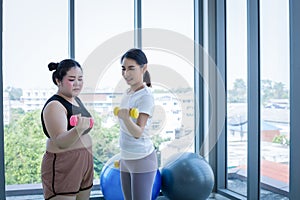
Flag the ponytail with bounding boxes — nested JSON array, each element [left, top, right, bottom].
[[143, 70, 152, 87]]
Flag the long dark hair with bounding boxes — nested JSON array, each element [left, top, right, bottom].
[[48, 59, 82, 85], [121, 48, 152, 87]]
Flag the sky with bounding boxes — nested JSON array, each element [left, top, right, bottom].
[[226, 0, 290, 89], [2, 0, 290, 91]]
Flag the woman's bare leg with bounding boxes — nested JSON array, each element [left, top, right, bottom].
[[76, 188, 92, 200], [51, 195, 76, 200]]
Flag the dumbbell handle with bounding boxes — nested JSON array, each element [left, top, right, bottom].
[[114, 160, 120, 168], [70, 115, 94, 128], [113, 107, 139, 119]]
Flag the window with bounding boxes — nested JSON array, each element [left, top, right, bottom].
[[226, 0, 248, 196], [3, 0, 68, 196], [143, 0, 194, 167], [1, 0, 294, 199], [75, 0, 134, 63], [259, 0, 289, 198], [224, 0, 290, 198], [75, 0, 134, 184]]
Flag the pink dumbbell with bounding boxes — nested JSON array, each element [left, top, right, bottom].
[[70, 115, 94, 128]]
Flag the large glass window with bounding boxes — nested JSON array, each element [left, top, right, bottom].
[[225, 0, 290, 199], [260, 0, 289, 198], [226, 0, 248, 196], [3, 0, 68, 194], [142, 0, 194, 167]]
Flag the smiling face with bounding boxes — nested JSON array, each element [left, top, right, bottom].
[[57, 66, 83, 98], [121, 58, 147, 91]]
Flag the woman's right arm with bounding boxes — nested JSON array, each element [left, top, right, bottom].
[[43, 101, 90, 149]]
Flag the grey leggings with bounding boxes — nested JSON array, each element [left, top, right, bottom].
[[120, 150, 157, 200]]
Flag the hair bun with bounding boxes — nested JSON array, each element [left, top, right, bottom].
[[48, 62, 59, 71]]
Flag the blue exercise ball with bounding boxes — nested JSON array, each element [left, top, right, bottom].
[[161, 152, 214, 200], [100, 154, 162, 200]]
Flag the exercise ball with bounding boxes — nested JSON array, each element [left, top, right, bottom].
[[161, 152, 214, 200], [100, 154, 162, 200]]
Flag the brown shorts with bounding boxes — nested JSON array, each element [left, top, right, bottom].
[[41, 147, 94, 200]]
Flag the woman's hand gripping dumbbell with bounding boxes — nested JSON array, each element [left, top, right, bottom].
[[70, 115, 94, 129], [113, 107, 139, 119]]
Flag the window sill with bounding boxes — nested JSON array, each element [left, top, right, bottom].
[[6, 181, 103, 199]]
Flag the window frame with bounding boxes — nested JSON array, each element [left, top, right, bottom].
[[289, 0, 300, 198], [0, 0, 5, 197]]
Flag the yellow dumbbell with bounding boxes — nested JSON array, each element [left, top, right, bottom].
[[113, 107, 139, 119]]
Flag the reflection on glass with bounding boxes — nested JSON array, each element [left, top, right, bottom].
[[260, 0, 289, 199], [226, 0, 248, 196]]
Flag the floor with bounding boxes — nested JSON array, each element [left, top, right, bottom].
[[156, 193, 230, 200], [6, 193, 231, 200]]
